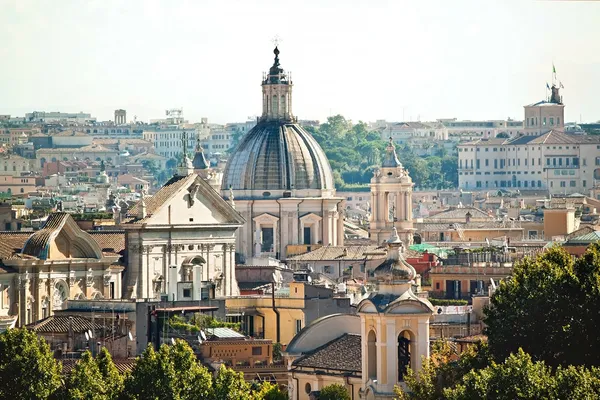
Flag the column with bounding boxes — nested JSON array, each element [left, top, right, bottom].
[[386, 319, 397, 389], [222, 244, 227, 297], [416, 318, 429, 372], [336, 212, 344, 246], [255, 222, 262, 256], [322, 211, 331, 246], [272, 220, 278, 256], [376, 318, 384, 385]]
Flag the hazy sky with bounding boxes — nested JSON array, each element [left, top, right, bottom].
[[1, 0, 599, 124]]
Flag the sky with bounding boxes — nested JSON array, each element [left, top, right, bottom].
[[1, 0, 600, 125]]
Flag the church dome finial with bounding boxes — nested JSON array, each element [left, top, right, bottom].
[[382, 137, 402, 168], [372, 227, 416, 283]]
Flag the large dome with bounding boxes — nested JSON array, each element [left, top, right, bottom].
[[222, 121, 334, 194]]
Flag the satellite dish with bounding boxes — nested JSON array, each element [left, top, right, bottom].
[[171, 338, 176, 345], [437, 308, 443, 315], [485, 238, 490, 246], [128, 332, 133, 341], [85, 332, 89, 341], [88, 330, 93, 339], [200, 330, 207, 341]]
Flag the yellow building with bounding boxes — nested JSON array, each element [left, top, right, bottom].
[[225, 281, 352, 346], [284, 228, 434, 400]]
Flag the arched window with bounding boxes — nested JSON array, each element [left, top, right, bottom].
[[52, 281, 69, 310], [272, 95, 279, 117], [398, 330, 412, 381], [367, 330, 377, 380]]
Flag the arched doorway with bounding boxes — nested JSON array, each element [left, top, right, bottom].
[[367, 330, 377, 380], [398, 330, 412, 381]]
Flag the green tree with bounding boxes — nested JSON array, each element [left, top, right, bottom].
[[211, 365, 253, 400], [444, 349, 556, 400], [253, 382, 288, 400], [0, 328, 62, 400], [318, 383, 351, 400], [124, 341, 213, 400], [96, 347, 124, 399], [64, 351, 107, 400], [395, 340, 491, 400], [484, 244, 600, 368]]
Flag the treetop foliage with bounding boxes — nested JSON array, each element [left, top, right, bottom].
[[484, 243, 600, 368], [304, 115, 458, 190], [0, 331, 287, 400]]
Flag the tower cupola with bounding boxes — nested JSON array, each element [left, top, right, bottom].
[[261, 46, 294, 122]]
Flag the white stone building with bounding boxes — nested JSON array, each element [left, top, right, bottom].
[[143, 125, 197, 159], [120, 153, 245, 300], [457, 85, 600, 194], [221, 47, 344, 261]]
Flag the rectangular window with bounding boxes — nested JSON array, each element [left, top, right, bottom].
[[570, 181, 576, 187], [494, 159, 498, 169], [476, 160, 480, 169], [550, 117, 554, 125], [324, 265, 332, 274], [543, 117, 547, 126], [560, 181, 566, 188], [252, 347, 263, 356], [583, 180, 587, 187], [295, 319, 302, 334], [485, 159, 489, 167]]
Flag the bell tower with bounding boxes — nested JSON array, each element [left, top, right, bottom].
[[358, 228, 434, 399], [261, 46, 294, 122], [369, 138, 414, 245]]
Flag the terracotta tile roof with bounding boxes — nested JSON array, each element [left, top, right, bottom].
[[0, 231, 31, 260], [61, 358, 136, 375], [123, 174, 194, 224], [424, 206, 492, 222], [27, 315, 104, 333], [88, 231, 125, 257], [287, 245, 384, 261], [293, 333, 361, 372]]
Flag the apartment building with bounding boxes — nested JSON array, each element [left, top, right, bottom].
[[142, 125, 196, 158], [440, 118, 525, 141]]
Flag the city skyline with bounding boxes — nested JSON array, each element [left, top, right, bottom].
[[1, 0, 600, 124]]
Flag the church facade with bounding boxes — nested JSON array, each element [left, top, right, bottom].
[[0, 213, 124, 327], [120, 150, 245, 300], [221, 47, 345, 261]]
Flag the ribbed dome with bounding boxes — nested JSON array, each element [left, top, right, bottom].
[[222, 121, 334, 193]]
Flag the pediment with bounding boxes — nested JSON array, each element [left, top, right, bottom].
[[299, 212, 322, 222], [140, 175, 245, 227], [356, 299, 378, 314], [386, 299, 435, 315], [253, 213, 280, 224]]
